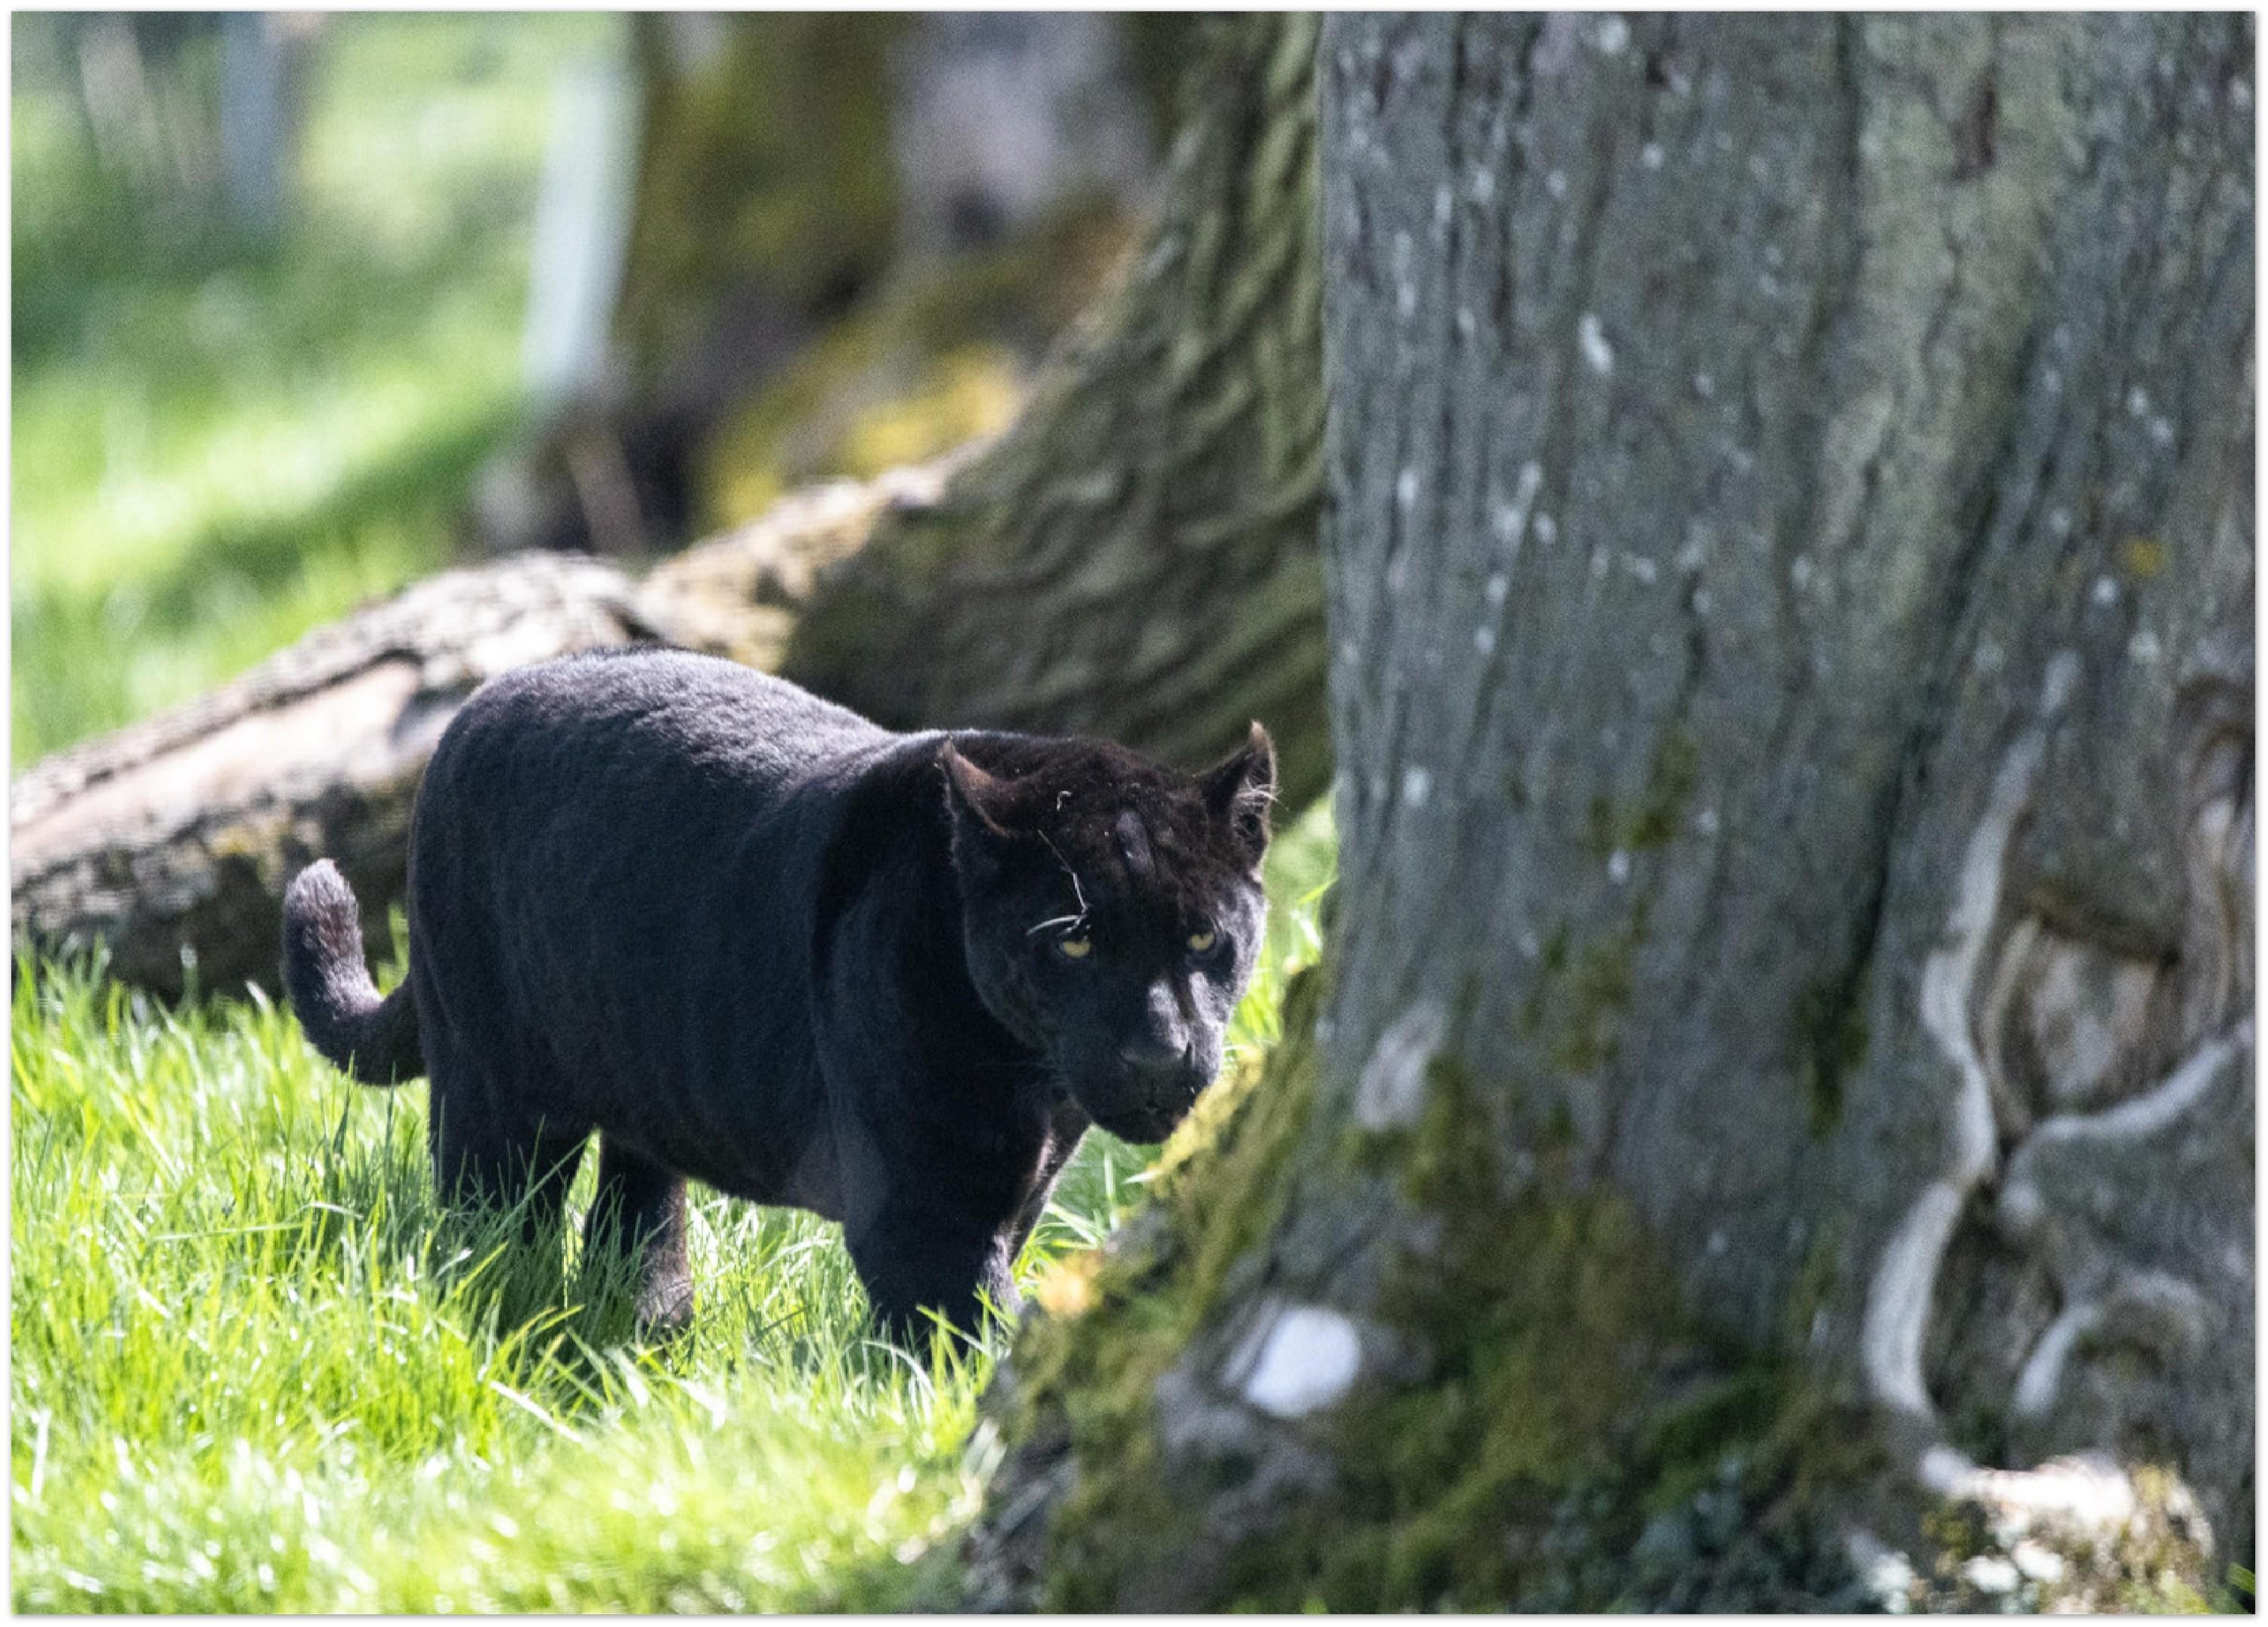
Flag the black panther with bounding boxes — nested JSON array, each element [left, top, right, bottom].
[[282, 648, 1275, 1338]]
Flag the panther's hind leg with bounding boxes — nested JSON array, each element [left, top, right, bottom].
[[583, 1137, 693, 1335], [426, 1058, 588, 1250]]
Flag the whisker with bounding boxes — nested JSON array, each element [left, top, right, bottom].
[[1037, 834, 1089, 915]]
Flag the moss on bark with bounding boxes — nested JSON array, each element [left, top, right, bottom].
[[978, 972, 1879, 1612]]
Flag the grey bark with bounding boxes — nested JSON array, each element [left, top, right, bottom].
[[1318, 8, 2251, 1553], [979, 12, 2251, 1609]]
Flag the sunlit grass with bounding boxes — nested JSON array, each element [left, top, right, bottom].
[[10, 14, 621, 764], [11, 803, 1334, 1611]]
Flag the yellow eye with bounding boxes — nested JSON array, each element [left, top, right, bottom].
[[1187, 928, 1218, 953], [1057, 934, 1092, 960]]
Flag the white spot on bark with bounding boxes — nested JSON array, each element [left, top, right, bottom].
[[1707, 1229, 1728, 1257], [2090, 575, 2119, 608], [1590, 545, 1610, 579], [1961, 1556, 2022, 1595], [1607, 849, 1632, 884], [2148, 415, 2176, 448], [1545, 168, 1569, 200], [1492, 461, 1543, 557], [1433, 183, 1453, 231], [2127, 628, 2161, 664], [1228, 1301, 1364, 1419], [1485, 572, 1510, 606], [1397, 282, 1418, 319], [1518, 929, 1541, 960], [1641, 141, 1665, 171], [1470, 166, 1495, 204], [1396, 468, 1419, 510], [1693, 370, 1715, 398], [1846, 1532, 1917, 1609], [1400, 766, 1432, 809], [2126, 386, 2151, 417], [1357, 999, 1447, 1131], [1695, 807, 1720, 836], [1533, 513, 1557, 546], [1578, 311, 1615, 375], [2011, 1542, 2067, 1586], [1691, 588, 1713, 615], [2047, 507, 2073, 538], [1593, 14, 1629, 54], [1790, 554, 1814, 590], [1628, 556, 1659, 586], [1473, 624, 1497, 655], [1456, 306, 1476, 339]]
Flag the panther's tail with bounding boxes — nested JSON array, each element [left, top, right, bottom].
[[281, 860, 423, 1084]]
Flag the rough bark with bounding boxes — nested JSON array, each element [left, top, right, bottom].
[[782, 12, 1331, 813], [974, 14, 2251, 1611]]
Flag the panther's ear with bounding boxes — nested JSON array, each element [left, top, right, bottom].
[[940, 739, 1022, 839], [1201, 721, 1277, 863]]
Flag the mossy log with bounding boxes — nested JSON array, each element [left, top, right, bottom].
[[972, 14, 2251, 1610]]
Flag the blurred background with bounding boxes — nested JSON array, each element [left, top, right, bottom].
[[11, 11, 1194, 766]]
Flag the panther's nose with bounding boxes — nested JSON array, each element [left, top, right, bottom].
[[1121, 980, 1190, 1079]]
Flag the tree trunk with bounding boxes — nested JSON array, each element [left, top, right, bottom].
[[15, 16, 1337, 998], [781, 12, 1331, 813], [972, 13, 2251, 1611]]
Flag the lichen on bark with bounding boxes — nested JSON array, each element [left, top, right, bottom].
[[974, 984, 1877, 1612]]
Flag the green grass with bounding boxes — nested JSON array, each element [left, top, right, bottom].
[[11, 803, 1335, 1612], [11, 14, 621, 764]]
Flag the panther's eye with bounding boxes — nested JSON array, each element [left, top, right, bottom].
[[1187, 926, 1218, 954], [1056, 933, 1093, 961]]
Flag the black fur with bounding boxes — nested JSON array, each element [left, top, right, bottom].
[[280, 648, 1275, 1338]]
